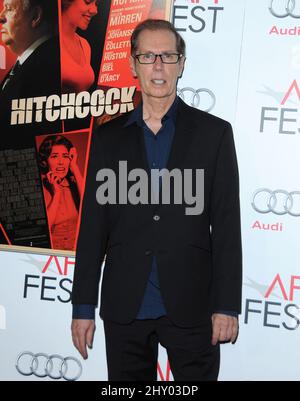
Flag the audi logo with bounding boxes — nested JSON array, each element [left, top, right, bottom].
[[16, 352, 82, 381], [269, 0, 300, 18], [177, 87, 216, 112], [251, 189, 300, 216]]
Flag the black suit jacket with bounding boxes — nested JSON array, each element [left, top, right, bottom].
[[72, 98, 242, 327], [0, 36, 62, 149]]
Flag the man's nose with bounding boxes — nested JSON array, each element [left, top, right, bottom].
[[153, 55, 163, 70]]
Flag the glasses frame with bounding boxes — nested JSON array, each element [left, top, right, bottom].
[[134, 53, 183, 64]]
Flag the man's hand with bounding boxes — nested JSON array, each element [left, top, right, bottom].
[[211, 313, 238, 346], [71, 319, 96, 360]]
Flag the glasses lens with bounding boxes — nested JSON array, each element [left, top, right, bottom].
[[161, 54, 179, 63], [136, 54, 180, 64], [139, 54, 155, 63]]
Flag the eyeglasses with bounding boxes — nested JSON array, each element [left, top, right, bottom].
[[134, 53, 183, 64]]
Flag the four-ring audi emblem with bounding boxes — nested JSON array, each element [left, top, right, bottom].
[[16, 352, 82, 381], [252, 189, 300, 216], [269, 0, 300, 18], [177, 87, 216, 112]]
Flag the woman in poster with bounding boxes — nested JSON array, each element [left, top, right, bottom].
[[61, 0, 99, 93], [38, 135, 83, 251]]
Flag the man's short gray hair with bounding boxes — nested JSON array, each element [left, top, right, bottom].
[[131, 19, 186, 57]]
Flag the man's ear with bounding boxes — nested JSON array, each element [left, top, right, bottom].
[[129, 55, 138, 78], [31, 6, 43, 29], [178, 56, 186, 79]]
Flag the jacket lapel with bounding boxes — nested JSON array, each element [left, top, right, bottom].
[[124, 121, 150, 175], [166, 98, 196, 171]]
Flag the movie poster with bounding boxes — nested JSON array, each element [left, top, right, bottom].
[[0, 0, 173, 255]]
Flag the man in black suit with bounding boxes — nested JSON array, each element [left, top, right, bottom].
[[0, 0, 61, 147], [71, 19, 242, 381]]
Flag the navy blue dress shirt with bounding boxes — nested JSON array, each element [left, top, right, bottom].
[[124, 97, 179, 319]]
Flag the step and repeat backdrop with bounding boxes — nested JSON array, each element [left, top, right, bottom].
[[0, 0, 299, 381]]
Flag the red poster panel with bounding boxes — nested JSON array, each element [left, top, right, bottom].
[[35, 131, 89, 251], [0, 0, 63, 252], [99, 0, 171, 89], [0, 0, 173, 255]]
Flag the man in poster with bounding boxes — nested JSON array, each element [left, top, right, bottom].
[[0, 0, 61, 146], [71, 19, 242, 381]]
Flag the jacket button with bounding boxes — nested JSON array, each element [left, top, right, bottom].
[[153, 215, 160, 221], [145, 250, 152, 256]]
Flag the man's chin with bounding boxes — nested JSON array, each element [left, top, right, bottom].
[[0, 35, 10, 45], [1, 37, 15, 51], [148, 91, 176, 100]]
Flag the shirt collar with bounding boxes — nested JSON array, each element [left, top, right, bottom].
[[17, 34, 51, 65], [124, 96, 179, 128]]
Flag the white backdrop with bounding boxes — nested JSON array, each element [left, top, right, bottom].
[[1, 0, 300, 381]]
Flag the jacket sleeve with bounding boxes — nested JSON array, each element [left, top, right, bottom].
[[71, 130, 109, 306], [210, 122, 242, 313]]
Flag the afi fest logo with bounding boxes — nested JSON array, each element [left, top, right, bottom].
[[244, 275, 300, 330], [0, 305, 6, 330], [269, 0, 300, 36], [23, 256, 75, 304], [259, 80, 300, 135], [157, 360, 172, 381], [173, 0, 224, 34]]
